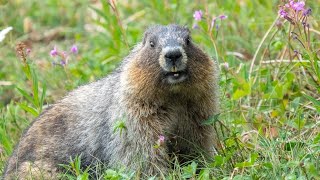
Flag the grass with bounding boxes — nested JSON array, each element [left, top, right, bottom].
[[1, 0, 320, 179]]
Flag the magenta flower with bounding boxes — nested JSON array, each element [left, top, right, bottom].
[[292, 1, 305, 11], [278, 8, 288, 18], [159, 135, 165, 143], [219, 15, 228, 20], [303, 8, 312, 16], [50, 46, 58, 57], [289, 0, 295, 7], [193, 10, 203, 21], [26, 48, 31, 55], [70, 44, 78, 54]]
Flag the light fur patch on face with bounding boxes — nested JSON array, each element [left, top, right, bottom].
[[159, 46, 188, 72]]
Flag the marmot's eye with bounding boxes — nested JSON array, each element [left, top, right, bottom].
[[150, 41, 155, 48], [186, 37, 191, 45]]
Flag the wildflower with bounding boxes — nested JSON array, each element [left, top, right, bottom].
[[26, 48, 31, 55], [60, 60, 66, 66], [221, 62, 229, 72], [292, 1, 305, 11], [154, 135, 165, 149], [278, 8, 288, 18], [219, 15, 228, 20], [50, 46, 58, 57], [288, 0, 295, 7], [303, 8, 312, 16], [70, 44, 78, 54], [192, 23, 199, 29], [193, 10, 203, 21], [159, 135, 165, 143], [158, 135, 165, 146]]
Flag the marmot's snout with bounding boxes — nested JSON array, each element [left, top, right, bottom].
[[164, 49, 182, 69], [160, 46, 188, 84]]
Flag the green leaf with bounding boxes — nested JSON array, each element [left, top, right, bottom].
[[32, 69, 40, 108], [19, 103, 39, 117], [284, 141, 306, 151], [198, 169, 210, 180], [303, 94, 320, 112], [212, 155, 225, 167], [313, 133, 320, 144], [182, 161, 197, 179], [40, 83, 47, 113], [16, 87, 33, 104], [22, 63, 32, 80]]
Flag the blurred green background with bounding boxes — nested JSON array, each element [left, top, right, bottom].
[[0, 0, 319, 179]]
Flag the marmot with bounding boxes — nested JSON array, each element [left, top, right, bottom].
[[3, 24, 219, 179]]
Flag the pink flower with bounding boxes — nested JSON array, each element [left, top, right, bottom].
[[26, 48, 31, 55], [159, 135, 165, 143], [219, 15, 228, 20], [278, 8, 288, 18], [193, 10, 203, 21], [50, 46, 58, 57], [70, 44, 78, 54], [292, 1, 305, 11]]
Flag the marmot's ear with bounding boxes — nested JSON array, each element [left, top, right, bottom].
[[142, 31, 150, 45]]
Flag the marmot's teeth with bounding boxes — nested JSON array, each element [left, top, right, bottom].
[[173, 73, 179, 77], [172, 67, 177, 72]]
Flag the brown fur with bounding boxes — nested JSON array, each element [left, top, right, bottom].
[[3, 24, 219, 179]]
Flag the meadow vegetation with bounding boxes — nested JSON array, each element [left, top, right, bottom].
[[0, 0, 319, 179]]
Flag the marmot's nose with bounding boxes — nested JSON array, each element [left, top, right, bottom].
[[165, 50, 182, 65]]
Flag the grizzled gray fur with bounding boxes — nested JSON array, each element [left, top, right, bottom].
[[3, 24, 219, 179]]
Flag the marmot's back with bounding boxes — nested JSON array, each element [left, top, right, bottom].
[[4, 24, 219, 179]]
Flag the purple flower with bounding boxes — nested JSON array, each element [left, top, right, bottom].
[[192, 23, 199, 29], [26, 48, 31, 55], [60, 59, 66, 66], [278, 8, 288, 18], [303, 8, 312, 16], [70, 44, 78, 54], [219, 15, 228, 20], [289, 0, 295, 7], [50, 46, 58, 57], [193, 10, 203, 21], [292, 1, 305, 11], [159, 135, 165, 142]]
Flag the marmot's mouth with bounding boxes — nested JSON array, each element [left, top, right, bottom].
[[164, 70, 188, 84]]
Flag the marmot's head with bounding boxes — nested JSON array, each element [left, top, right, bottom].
[[141, 25, 190, 84], [125, 24, 217, 97]]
